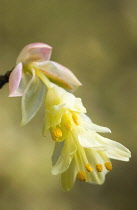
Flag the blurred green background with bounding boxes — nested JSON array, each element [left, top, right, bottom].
[[0, 0, 137, 209]]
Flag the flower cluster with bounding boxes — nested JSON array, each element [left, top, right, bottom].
[[9, 43, 131, 191]]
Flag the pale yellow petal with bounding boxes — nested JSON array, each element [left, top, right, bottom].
[[61, 158, 77, 191]]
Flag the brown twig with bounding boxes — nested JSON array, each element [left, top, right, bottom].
[[0, 70, 13, 89]]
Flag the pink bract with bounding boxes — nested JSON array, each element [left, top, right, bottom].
[[9, 62, 23, 97], [16, 42, 52, 64]]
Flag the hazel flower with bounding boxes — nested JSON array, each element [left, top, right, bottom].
[[44, 84, 131, 191], [8, 43, 81, 126]]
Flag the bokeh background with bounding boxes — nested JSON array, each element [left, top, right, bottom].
[[0, 0, 137, 209]]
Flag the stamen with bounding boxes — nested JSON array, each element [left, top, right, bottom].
[[85, 164, 93, 172], [51, 127, 62, 141], [64, 121, 72, 131], [77, 171, 87, 182], [104, 162, 112, 171], [62, 113, 72, 131], [72, 113, 80, 125], [96, 164, 103, 172]]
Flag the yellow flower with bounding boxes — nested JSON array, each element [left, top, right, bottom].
[[8, 42, 131, 192], [43, 84, 86, 138], [44, 85, 131, 191]]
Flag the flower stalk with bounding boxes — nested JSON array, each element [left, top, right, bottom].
[[0, 70, 12, 89]]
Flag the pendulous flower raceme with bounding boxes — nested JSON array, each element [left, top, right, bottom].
[[8, 43, 131, 191]]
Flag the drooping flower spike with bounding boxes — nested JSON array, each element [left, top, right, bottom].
[[8, 43, 131, 191], [9, 43, 81, 125], [44, 84, 131, 191]]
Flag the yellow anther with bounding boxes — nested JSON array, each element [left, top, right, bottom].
[[72, 113, 80, 125], [51, 127, 62, 141], [85, 164, 93, 172], [96, 164, 103, 172], [64, 121, 72, 131], [104, 162, 112, 171], [77, 171, 87, 182]]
